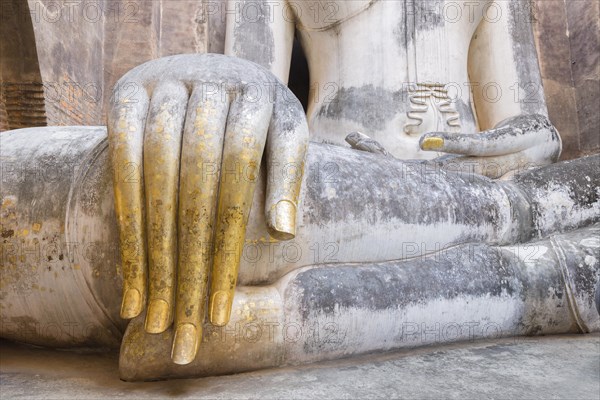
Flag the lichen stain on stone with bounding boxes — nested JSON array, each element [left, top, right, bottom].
[[287, 243, 521, 322], [317, 85, 407, 131], [232, 1, 275, 69], [1, 229, 15, 238]]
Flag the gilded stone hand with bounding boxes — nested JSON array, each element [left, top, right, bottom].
[[419, 114, 562, 178], [107, 54, 308, 364]]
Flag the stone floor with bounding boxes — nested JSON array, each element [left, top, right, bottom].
[[1, 334, 599, 399]]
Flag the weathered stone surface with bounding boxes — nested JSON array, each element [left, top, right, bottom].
[[566, 0, 600, 155], [160, 1, 207, 56], [566, 0, 599, 87], [2, 125, 598, 380], [532, 0, 600, 159], [1, 1, 220, 130], [32, 0, 106, 127], [102, 0, 161, 120], [2, 0, 597, 160], [2, 334, 599, 398], [0, 0, 47, 130], [540, 80, 580, 158], [0, 1, 598, 384], [531, 0, 579, 159]]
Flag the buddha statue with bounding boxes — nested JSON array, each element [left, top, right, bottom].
[[1, 0, 598, 381]]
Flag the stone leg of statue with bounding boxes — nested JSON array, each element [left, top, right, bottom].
[[121, 225, 600, 381], [1, 127, 599, 380]]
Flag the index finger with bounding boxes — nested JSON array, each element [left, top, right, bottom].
[[108, 81, 149, 319]]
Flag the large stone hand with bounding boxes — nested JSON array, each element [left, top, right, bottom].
[[108, 54, 308, 364], [419, 114, 562, 178]]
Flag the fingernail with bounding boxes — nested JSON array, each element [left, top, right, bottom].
[[210, 291, 232, 327], [271, 200, 296, 241], [421, 137, 444, 151], [145, 299, 171, 334], [172, 323, 199, 365], [120, 288, 142, 319]]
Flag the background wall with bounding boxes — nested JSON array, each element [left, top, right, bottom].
[[532, 0, 600, 159], [0, 0, 220, 130], [1, 0, 598, 160]]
